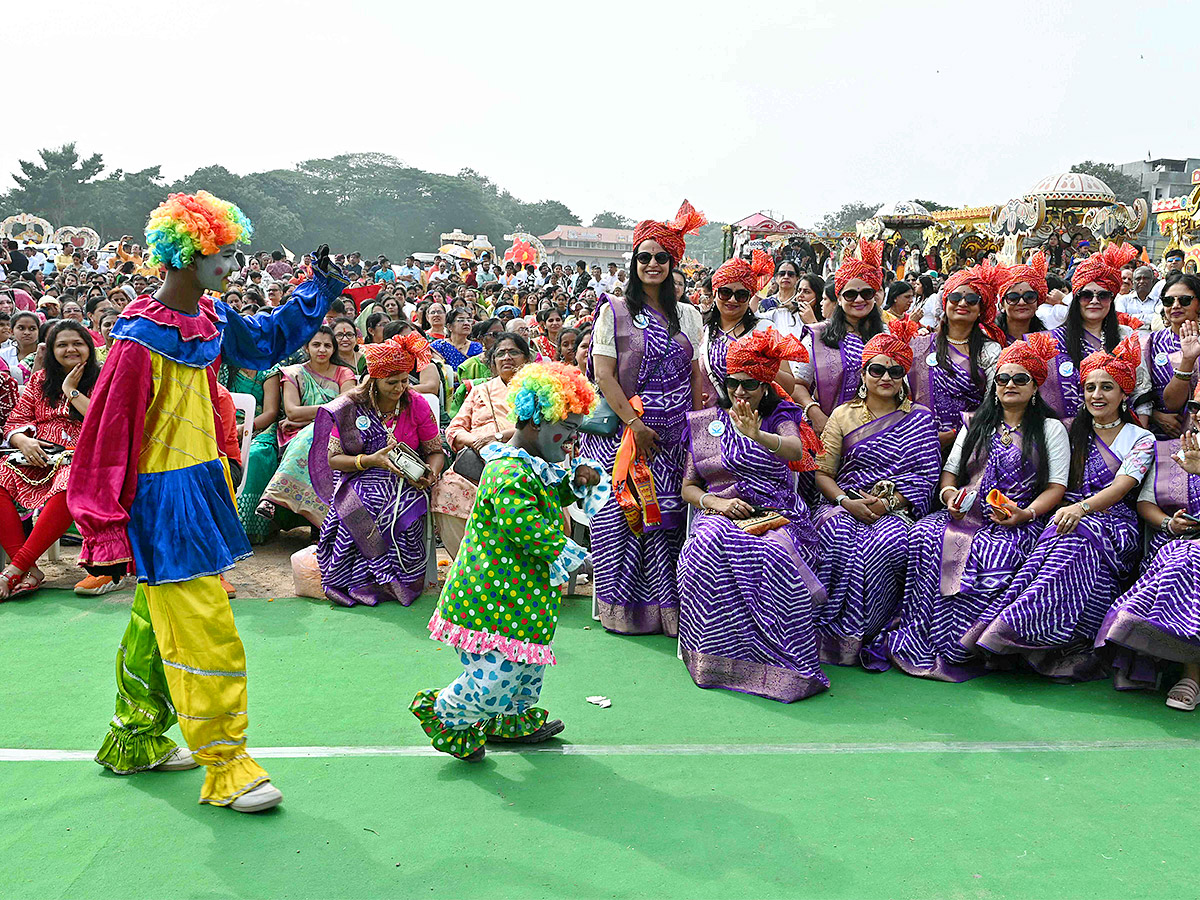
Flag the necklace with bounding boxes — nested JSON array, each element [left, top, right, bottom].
[[999, 422, 1021, 446], [946, 336, 970, 347], [1093, 418, 1122, 430], [719, 322, 745, 337]]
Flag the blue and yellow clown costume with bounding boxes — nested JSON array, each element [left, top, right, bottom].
[[68, 196, 347, 805]]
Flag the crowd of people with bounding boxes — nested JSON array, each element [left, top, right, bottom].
[[5, 193, 1200, 772]]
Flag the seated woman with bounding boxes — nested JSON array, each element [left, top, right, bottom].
[[257, 326, 356, 528], [996, 251, 1049, 344], [1040, 243, 1151, 420], [431, 333, 531, 558], [430, 308, 483, 372], [0, 321, 99, 598], [676, 329, 829, 702], [1139, 272, 1200, 438], [973, 337, 1154, 680], [1096, 429, 1200, 707], [882, 335, 1069, 681], [220, 361, 281, 544], [311, 333, 443, 607], [906, 260, 1005, 450], [812, 319, 941, 666]]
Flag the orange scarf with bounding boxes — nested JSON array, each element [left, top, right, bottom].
[[612, 396, 662, 534]]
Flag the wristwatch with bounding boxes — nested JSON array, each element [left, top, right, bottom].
[[1079, 501, 1092, 516], [68, 389, 80, 399]]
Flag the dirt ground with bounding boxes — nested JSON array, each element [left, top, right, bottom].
[[41, 526, 593, 599]]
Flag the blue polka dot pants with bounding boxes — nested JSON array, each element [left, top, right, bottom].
[[434, 651, 546, 731]]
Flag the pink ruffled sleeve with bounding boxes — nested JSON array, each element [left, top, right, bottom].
[[66, 340, 153, 568]]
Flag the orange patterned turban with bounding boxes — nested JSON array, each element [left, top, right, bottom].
[[998, 250, 1049, 304], [363, 332, 433, 378], [1071, 242, 1140, 295], [631, 200, 707, 265], [861, 317, 919, 372], [1079, 334, 1142, 395], [712, 249, 776, 292], [834, 238, 885, 296], [996, 331, 1060, 386]]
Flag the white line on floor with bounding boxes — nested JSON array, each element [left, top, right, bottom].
[[3, 738, 1199, 762]]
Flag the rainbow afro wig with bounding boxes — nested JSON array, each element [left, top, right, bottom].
[[144, 190, 253, 269], [507, 361, 598, 426]]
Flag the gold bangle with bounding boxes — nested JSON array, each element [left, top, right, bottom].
[[355, 454, 364, 470]]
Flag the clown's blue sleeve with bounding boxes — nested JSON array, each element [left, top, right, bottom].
[[216, 265, 349, 370]]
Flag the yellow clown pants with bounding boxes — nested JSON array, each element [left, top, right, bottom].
[[96, 575, 269, 805]]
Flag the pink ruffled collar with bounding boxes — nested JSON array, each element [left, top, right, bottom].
[[118, 294, 221, 343]]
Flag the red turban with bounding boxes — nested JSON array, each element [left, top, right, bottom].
[[631, 200, 707, 265], [363, 332, 433, 378], [834, 238, 884, 296], [1079, 334, 1141, 395], [997, 250, 1049, 304], [724, 327, 821, 473], [996, 331, 1059, 387], [712, 249, 775, 292], [941, 259, 1009, 346], [1070, 242, 1139, 294], [861, 317, 919, 372], [726, 327, 809, 383]]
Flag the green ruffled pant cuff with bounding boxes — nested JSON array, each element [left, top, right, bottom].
[[482, 707, 549, 738], [94, 729, 179, 775], [199, 754, 270, 806], [410, 690, 485, 759]]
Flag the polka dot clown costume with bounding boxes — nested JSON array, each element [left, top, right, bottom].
[[411, 363, 611, 760]]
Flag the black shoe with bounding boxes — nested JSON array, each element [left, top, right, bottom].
[[487, 720, 565, 744], [463, 746, 486, 762]]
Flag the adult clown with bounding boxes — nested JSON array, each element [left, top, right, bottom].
[[68, 192, 348, 812]]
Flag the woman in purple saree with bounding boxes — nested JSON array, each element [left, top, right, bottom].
[[580, 202, 706, 636], [793, 239, 887, 436], [882, 335, 1069, 681], [973, 338, 1154, 680], [1097, 429, 1200, 708], [310, 334, 444, 607], [812, 320, 941, 666], [677, 329, 828, 702], [1138, 272, 1200, 438]]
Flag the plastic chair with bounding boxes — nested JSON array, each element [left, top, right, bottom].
[[564, 503, 597, 616], [421, 390, 441, 433], [423, 495, 439, 595], [229, 392, 257, 499]]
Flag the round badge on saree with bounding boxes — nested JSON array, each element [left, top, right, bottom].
[[1059, 361, 1074, 377], [1155, 351, 1169, 367], [925, 352, 938, 366], [708, 420, 726, 437], [632, 314, 649, 330], [355, 415, 371, 430]]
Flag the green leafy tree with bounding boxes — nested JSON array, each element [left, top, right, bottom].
[[8, 143, 105, 227], [913, 198, 955, 212], [590, 211, 634, 229], [818, 201, 880, 233], [1070, 161, 1147, 206]]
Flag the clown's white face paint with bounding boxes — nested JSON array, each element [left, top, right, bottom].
[[194, 244, 243, 292], [535, 412, 584, 463]]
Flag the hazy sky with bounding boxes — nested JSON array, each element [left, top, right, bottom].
[[5, 0, 1197, 227]]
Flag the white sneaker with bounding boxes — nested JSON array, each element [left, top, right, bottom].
[[230, 781, 283, 813], [151, 747, 200, 772]]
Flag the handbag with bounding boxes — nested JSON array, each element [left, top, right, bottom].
[[578, 396, 621, 436], [450, 447, 486, 485], [388, 442, 429, 482], [729, 506, 790, 536]]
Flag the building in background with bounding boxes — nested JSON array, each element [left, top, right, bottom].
[[1119, 158, 1200, 257], [538, 225, 633, 268]]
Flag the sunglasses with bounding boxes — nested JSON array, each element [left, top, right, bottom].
[[723, 376, 763, 393], [1162, 294, 1196, 308], [865, 363, 906, 380], [1003, 291, 1039, 305], [946, 291, 981, 307], [840, 288, 876, 302], [995, 372, 1033, 386], [716, 287, 752, 303], [1075, 289, 1115, 302], [635, 251, 671, 265]]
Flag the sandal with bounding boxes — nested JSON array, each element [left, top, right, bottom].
[[1166, 677, 1200, 711], [9, 571, 44, 598]]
